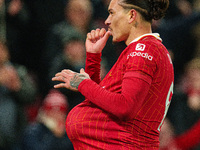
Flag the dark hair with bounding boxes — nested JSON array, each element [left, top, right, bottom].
[[118, 0, 169, 22]]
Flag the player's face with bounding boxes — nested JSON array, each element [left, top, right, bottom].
[[105, 0, 130, 43]]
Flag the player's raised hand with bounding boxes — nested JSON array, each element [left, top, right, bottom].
[[85, 28, 111, 53], [52, 68, 90, 92]]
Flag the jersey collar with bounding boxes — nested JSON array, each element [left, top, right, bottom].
[[128, 33, 162, 45]]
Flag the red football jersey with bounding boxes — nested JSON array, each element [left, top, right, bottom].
[[66, 34, 174, 150]]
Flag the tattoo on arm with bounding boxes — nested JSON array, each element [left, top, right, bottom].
[[70, 73, 89, 89]]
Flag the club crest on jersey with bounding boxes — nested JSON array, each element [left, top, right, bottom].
[[136, 43, 146, 51]]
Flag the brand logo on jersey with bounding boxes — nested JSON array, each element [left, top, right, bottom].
[[127, 52, 153, 61], [136, 43, 146, 51]]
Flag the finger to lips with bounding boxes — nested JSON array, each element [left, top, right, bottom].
[[100, 28, 106, 37]]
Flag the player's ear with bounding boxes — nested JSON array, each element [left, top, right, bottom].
[[128, 9, 137, 24]]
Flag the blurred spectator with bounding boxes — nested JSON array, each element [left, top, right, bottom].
[[166, 58, 200, 149], [19, 0, 66, 97], [166, 0, 193, 19], [153, 9, 200, 84], [159, 118, 179, 150], [91, 0, 110, 27], [193, 0, 200, 11], [42, 28, 83, 86], [65, 0, 93, 35], [21, 89, 74, 150], [160, 118, 200, 150], [0, 0, 6, 41], [40, 0, 94, 96], [44, 0, 94, 60], [5, 0, 30, 65], [192, 22, 200, 58], [23, 0, 66, 70], [192, 0, 200, 58], [0, 41, 37, 150], [47, 34, 85, 110], [172, 119, 200, 150]]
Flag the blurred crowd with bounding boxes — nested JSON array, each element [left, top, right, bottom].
[[0, 0, 199, 149]]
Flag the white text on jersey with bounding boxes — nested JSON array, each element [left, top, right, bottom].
[[127, 52, 153, 61]]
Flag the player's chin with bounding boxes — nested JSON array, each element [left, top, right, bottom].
[[111, 35, 117, 42], [112, 36, 123, 43]]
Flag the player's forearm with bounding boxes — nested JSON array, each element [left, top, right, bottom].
[[78, 77, 150, 120]]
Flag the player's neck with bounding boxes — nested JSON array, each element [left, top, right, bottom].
[[125, 21, 152, 45]]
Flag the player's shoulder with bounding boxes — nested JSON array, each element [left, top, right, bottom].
[[129, 36, 162, 51], [125, 36, 167, 63]]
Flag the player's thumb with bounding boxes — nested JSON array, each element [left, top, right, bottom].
[[80, 68, 90, 79], [80, 68, 85, 74], [103, 31, 111, 42]]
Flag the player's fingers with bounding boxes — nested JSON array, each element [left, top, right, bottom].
[[87, 32, 92, 40], [61, 70, 70, 76], [52, 75, 64, 82], [54, 83, 67, 89], [52, 70, 69, 81], [80, 68, 85, 74], [94, 28, 101, 40], [62, 69, 75, 74], [99, 28, 107, 38], [62, 70, 77, 79], [54, 72, 63, 78], [53, 70, 73, 80], [90, 30, 96, 42]]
